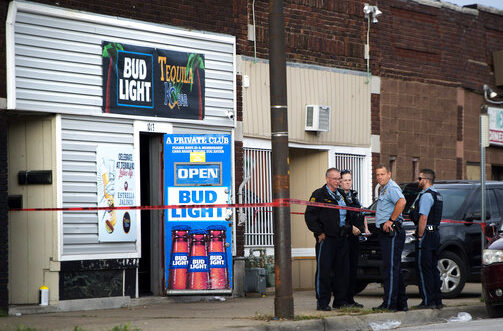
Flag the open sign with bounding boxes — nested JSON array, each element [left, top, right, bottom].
[[174, 162, 222, 186]]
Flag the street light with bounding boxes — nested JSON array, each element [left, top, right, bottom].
[[483, 84, 503, 104]]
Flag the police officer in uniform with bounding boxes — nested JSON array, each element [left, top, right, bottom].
[[305, 168, 350, 311], [337, 169, 367, 308], [410, 169, 443, 309], [373, 164, 408, 311]]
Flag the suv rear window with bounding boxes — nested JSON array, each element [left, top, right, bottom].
[[435, 188, 470, 219], [399, 183, 470, 220]]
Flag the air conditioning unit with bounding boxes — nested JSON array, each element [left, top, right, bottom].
[[305, 105, 330, 132]]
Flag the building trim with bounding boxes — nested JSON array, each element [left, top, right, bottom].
[[56, 114, 63, 261], [240, 55, 367, 77], [6, 2, 17, 110]]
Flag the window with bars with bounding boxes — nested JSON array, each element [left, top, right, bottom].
[[333, 153, 366, 196], [242, 148, 274, 247], [241, 149, 367, 248]]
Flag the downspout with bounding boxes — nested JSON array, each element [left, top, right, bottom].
[[237, 162, 252, 226]]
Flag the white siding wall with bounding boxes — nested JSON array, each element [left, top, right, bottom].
[[9, 2, 235, 127], [61, 115, 136, 257], [242, 58, 370, 146]]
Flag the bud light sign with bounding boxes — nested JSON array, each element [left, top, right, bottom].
[[164, 134, 232, 294], [170, 253, 189, 269]]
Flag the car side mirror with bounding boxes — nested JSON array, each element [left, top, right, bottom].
[[465, 211, 491, 222], [484, 223, 498, 239]]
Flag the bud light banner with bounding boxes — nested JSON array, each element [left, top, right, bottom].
[[164, 134, 232, 294], [102, 41, 205, 119]]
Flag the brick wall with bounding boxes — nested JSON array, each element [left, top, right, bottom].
[[380, 78, 458, 183], [374, 1, 503, 182], [241, 0, 368, 70], [374, 1, 503, 92], [32, 0, 243, 40]]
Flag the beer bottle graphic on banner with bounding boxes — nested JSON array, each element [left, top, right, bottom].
[[207, 225, 229, 289], [99, 157, 116, 234], [188, 229, 210, 290], [168, 225, 191, 290]]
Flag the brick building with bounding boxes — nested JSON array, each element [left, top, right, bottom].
[[1, 0, 502, 310], [371, 0, 503, 183]]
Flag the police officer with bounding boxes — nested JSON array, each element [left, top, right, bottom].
[[336, 169, 367, 308], [373, 164, 408, 312], [410, 168, 443, 309], [305, 168, 350, 311]]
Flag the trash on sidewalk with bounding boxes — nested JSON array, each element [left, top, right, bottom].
[[369, 320, 401, 330], [447, 312, 472, 323]]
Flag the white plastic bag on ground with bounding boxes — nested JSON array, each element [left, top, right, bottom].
[[447, 312, 472, 323], [369, 320, 402, 330]]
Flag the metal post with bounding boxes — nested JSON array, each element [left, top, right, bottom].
[[269, 0, 294, 319], [480, 105, 489, 254]]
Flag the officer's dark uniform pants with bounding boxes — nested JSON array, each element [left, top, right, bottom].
[[346, 235, 360, 303], [415, 230, 442, 306], [379, 229, 407, 309], [315, 236, 349, 307]]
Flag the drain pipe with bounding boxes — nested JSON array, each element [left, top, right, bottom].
[[237, 163, 252, 226]]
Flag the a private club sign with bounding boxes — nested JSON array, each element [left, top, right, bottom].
[[102, 42, 205, 120]]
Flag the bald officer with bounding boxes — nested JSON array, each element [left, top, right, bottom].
[[372, 164, 408, 312], [305, 168, 350, 311]]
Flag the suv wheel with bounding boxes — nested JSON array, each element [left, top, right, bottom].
[[437, 251, 466, 299]]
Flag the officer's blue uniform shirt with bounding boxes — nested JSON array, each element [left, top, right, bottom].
[[418, 186, 437, 216], [326, 186, 346, 226], [375, 178, 404, 227]]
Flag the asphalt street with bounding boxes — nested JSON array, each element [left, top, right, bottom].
[[397, 317, 503, 330]]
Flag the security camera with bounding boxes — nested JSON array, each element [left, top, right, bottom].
[[374, 7, 382, 17], [363, 3, 372, 17], [226, 110, 234, 120]]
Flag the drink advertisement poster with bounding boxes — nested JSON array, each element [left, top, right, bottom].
[[101, 41, 205, 120], [164, 134, 232, 294], [489, 106, 503, 146], [96, 145, 137, 242]]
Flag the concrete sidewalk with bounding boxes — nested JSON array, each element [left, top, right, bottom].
[[1, 283, 487, 331]]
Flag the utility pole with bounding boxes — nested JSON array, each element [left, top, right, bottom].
[[269, 0, 294, 320]]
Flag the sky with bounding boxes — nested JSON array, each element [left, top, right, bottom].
[[445, 0, 503, 10]]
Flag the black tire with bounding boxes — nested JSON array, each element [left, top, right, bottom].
[[486, 302, 503, 318], [354, 280, 369, 295], [437, 251, 466, 299]]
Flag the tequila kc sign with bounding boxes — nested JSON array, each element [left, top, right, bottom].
[[102, 42, 205, 120]]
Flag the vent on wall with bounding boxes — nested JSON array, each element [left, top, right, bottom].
[[305, 105, 330, 132]]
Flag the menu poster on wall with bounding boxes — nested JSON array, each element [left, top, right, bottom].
[[96, 145, 137, 242], [101, 41, 205, 120]]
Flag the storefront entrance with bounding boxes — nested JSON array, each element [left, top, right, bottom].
[[139, 133, 164, 296]]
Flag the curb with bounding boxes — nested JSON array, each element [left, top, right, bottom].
[[9, 296, 132, 316], [228, 304, 487, 331], [7, 294, 235, 316]]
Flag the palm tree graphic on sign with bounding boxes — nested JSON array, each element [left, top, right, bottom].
[[102, 42, 124, 113], [185, 53, 205, 120]]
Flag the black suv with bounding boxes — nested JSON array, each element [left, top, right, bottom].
[[357, 180, 503, 298]]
